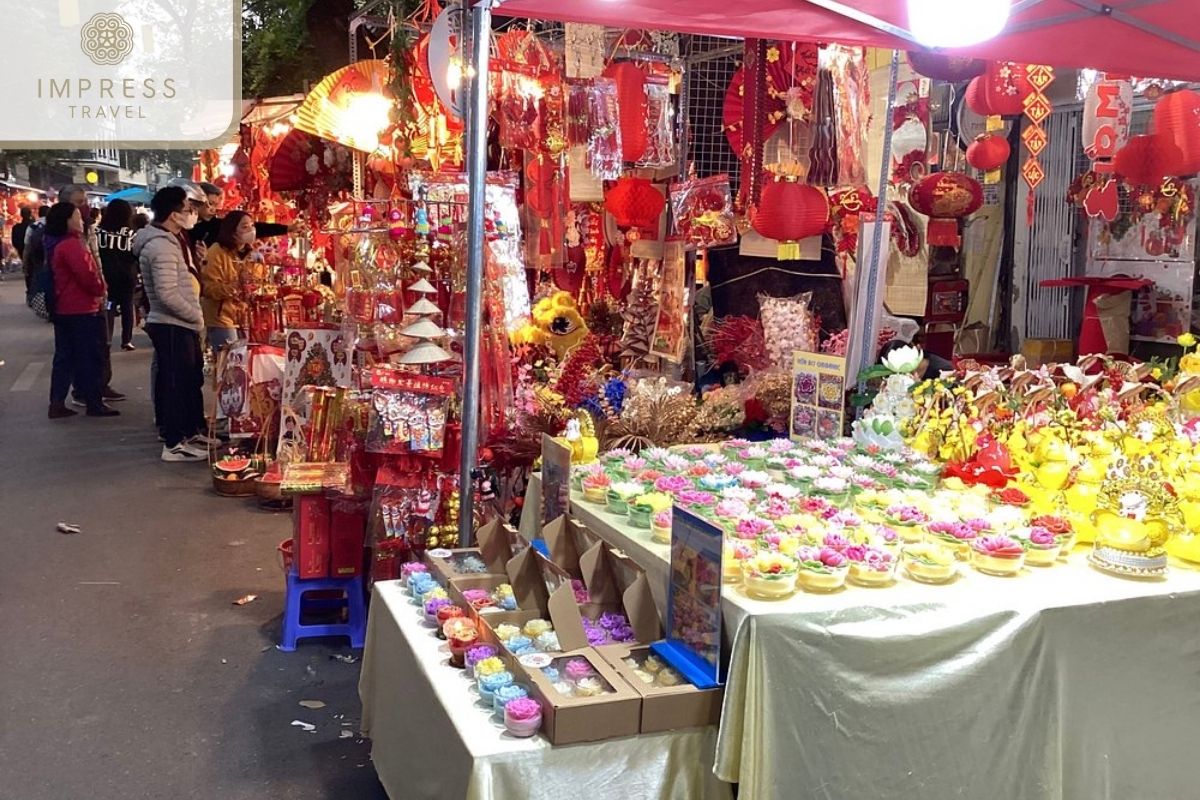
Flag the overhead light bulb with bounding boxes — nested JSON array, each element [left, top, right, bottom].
[[908, 0, 1010, 48]]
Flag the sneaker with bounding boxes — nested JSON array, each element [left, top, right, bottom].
[[69, 397, 87, 409], [121, 343, 136, 351], [86, 405, 121, 417], [101, 387, 126, 401], [161, 443, 206, 462], [188, 432, 220, 447], [48, 403, 77, 419]]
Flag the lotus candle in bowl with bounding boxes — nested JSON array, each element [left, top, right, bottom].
[[812, 476, 850, 506], [739, 470, 771, 490], [677, 489, 718, 518], [1016, 526, 1061, 566], [1031, 514, 1075, 557], [926, 520, 977, 560], [884, 504, 930, 542], [606, 481, 644, 515], [794, 546, 850, 593], [629, 491, 672, 529], [741, 552, 798, 599], [581, 473, 611, 504], [651, 510, 673, 544], [970, 535, 1027, 576], [504, 697, 542, 738], [846, 545, 898, 587], [734, 515, 774, 541], [654, 475, 693, 496], [901, 543, 958, 584]]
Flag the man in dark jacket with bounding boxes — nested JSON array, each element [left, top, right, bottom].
[[191, 181, 291, 246], [21, 205, 50, 293], [11, 206, 31, 258]]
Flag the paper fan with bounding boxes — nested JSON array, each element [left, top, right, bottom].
[[722, 42, 819, 160], [268, 129, 323, 192], [294, 60, 392, 153]]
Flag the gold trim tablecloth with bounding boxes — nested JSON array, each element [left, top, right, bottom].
[[359, 580, 733, 800], [521, 475, 1200, 800]]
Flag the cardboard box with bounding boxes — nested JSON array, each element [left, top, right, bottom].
[[423, 519, 518, 585], [450, 545, 552, 625], [540, 514, 598, 579], [547, 540, 662, 650], [1021, 337, 1074, 367], [517, 650, 642, 745], [595, 644, 724, 733], [329, 498, 368, 577], [292, 494, 330, 578]]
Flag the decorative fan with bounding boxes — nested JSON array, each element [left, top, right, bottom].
[[722, 41, 819, 160], [294, 60, 392, 153], [268, 129, 324, 192]]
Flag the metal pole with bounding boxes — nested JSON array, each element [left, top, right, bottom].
[[856, 49, 901, 397], [457, 0, 492, 547]]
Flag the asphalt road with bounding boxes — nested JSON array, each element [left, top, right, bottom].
[[0, 277, 387, 800]]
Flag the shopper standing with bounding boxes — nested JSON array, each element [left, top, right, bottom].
[[46, 202, 119, 419], [11, 206, 31, 259], [194, 182, 291, 245], [22, 205, 50, 295], [97, 200, 139, 352], [201, 211, 253, 353], [134, 186, 208, 462]]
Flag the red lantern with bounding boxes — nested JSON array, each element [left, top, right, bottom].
[[1114, 134, 1184, 187], [604, 176, 665, 230], [909, 171, 983, 249], [966, 133, 1011, 172], [602, 62, 648, 163], [983, 62, 1032, 117], [965, 77, 992, 116], [907, 52, 985, 83], [751, 176, 829, 259], [1153, 90, 1200, 176]]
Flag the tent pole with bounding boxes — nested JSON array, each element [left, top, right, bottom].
[[857, 49, 901, 398], [458, 0, 492, 548]]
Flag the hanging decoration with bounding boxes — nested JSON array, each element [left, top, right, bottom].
[[294, 60, 393, 154], [807, 66, 839, 185], [604, 176, 665, 232], [750, 169, 830, 260], [721, 41, 819, 163], [909, 171, 983, 249], [1077, 73, 1133, 221], [966, 132, 1010, 173], [1113, 134, 1184, 188], [985, 61, 1033, 118], [906, 51, 985, 83], [602, 61, 649, 162], [1153, 89, 1200, 177], [1020, 64, 1054, 224]]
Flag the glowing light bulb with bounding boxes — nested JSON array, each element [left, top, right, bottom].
[[908, 0, 1010, 48]]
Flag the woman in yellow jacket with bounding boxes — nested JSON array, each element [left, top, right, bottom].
[[200, 210, 254, 353]]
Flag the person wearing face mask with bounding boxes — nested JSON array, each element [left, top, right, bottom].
[[134, 186, 211, 462], [200, 210, 255, 353]]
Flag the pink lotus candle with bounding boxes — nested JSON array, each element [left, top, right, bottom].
[[715, 499, 750, 519], [734, 516, 774, 540], [655, 475, 693, 494]]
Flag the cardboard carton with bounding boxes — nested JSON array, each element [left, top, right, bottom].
[[548, 540, 662, 650], [595, 644, 724, 733], [449, 545, 552, 624], [423, 518, 518, 585], [540, 513, 599, 578], [1021, 337, 1074, 368], [517, 650, 641, 745]]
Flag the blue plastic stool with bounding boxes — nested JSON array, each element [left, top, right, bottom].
[[280, 569, 366, 652]]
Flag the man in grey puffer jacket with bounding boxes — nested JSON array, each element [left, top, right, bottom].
[[134, 185, 209, 462]]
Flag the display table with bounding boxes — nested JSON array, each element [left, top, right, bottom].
[[359, 580, 733, 800], [522, 475, 1200, 800]]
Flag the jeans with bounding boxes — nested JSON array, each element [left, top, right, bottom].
[[207, 327, 238, 353], [146, 323, 205, 448], [51, 313, 105, 410], [107, 289, 135, 347]]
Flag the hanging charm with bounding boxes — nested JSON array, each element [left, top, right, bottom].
[[1020, 64, 1054, 224]]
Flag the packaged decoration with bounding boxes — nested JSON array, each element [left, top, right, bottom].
[[636, 77, 676, 169], [567, 78, 623, 181], [759, 292, 818, 369], [670, 175, 736, 251], [364, 374, 455, 455]]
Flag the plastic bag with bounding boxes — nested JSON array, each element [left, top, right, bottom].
[[758, 291, 817, 370], [637, 77, 675, 168], [366, 388, 449, 455], [586, 78, 623, 180], [670, 174, 736, 250]]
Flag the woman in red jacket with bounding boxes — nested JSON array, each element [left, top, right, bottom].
[[47, 202, 119, 418]]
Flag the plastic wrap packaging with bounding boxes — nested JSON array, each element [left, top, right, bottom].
[[366, 389, 449, 455], [670, 175, 736, 250], [586, 78, 623, 180], [636, 78, 676, 169], [759, 291, 817, 369]]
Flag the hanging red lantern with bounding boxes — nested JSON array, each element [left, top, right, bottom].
[[909, 171, 983, 249], [966, 133, 1011, 172], [602, 62, 648, 163], [982, 61, 1032, 117], [751, 175, 829, 259], [965, 77, 992, 117], [1152, 90, 1200, 176], [604, 176, 665, 231], [1113, 134, 1184, 187], [907, 52, 985, 83]]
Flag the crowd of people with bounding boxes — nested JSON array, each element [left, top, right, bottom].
[[18, 178, 277, 463]]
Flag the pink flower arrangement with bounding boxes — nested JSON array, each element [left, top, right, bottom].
[[973, 535, 1026, 557], [735, 516, 774, 539], [885, 504, 929, 525], [823, 532, 852, 552], [726, 438, 752, 448], [622, 456, 647, 472], [677, 489, 717, 508], [928, 521, 977, 541], [845, 544, 869, 562], [505, 697, 541, 722], [655, 475, 693, 494], [724, 462, 747, 476], [715, 499, 750, 518]]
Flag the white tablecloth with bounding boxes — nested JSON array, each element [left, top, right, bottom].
[[359, 581, 733, 800], [522, 476, 1200, 799]]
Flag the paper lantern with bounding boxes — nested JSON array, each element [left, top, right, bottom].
[[965, 77, 992, 116], [966, 133, 1011, 172], [602, 62, 648, 162], [604, 176, 664, 230], [751, 176, 829, 259], [983, 62, 1032, 118], [909, 171, 983, 249], [907, 51, 986, 82], [1114, 134, 1184, 187], [1153, 90, 1200, 176]]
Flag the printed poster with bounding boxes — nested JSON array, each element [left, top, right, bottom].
[[791, 351, 848, 441], [651, 240, 688, 363], [279, 327, 353, 459], [650, 508, 723, 688]]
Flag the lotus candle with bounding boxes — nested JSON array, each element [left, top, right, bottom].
[[661, 454, 690, 473], [700, 473, 738, 491], [581, 473, 612, 504], [636, 469, 665, 484], [715, 499, 750, 519], [642, 446, 671, 463], [765, 482, 800, 500], [703, 453, 728, 467], [971, 535, 1027, 576], [504, 697, 542, 737], [902, 543, 958, 583], [723, 541, 755, 582], [757, 496, 793, 521], [724, 462, 747, 477], [926, 520, 977, 559], [424, 597, 452, 624], [742, 552, 799, 599], [1018, 526, 1061, 566], [734, 516, 774, 540], [607, 481, 645, 514], [847, 545, 897, 587], [464, 644, 498, 677], [721, 486, 757, 503], [651, 510, 673, 544], [794, 546, 850, 592], [654, 475, 693, 494], [630, 491, 672, 528], [739, 470, 771, 489]]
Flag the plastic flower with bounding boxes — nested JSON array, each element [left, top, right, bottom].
[[823, 532, 852, 552], [677, 489, 717, 507], [973, 535, 1025, 557], [882, 345, 923, 374], [1027, 527, 1057, 547], [654, 475, 693, 494], [747, 552, 797, 577], [1179, 332, 1197, 348], [734, 516, 774, 539]]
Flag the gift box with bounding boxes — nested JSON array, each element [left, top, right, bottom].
[[595, 644, 724, 733], [516, 650, 642, 745], [330, 498, 368, 578], [547, 540, 662, 650], [292, 494, 331, 579], [424, 518, 523, 586], [540, 514, 599, 579], [448, 545, 549, 625]]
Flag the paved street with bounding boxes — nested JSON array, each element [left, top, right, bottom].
[[0, 278, 386, 800]]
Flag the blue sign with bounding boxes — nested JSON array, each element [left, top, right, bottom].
[[650, 507, 724, 689]]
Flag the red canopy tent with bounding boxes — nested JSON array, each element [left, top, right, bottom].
[[491, 0, 1200, 81]]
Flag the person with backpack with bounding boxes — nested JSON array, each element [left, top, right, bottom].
[[97, 200, 139, 352], [46, 202, 119, 419], [23, 205, 50, 299]]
